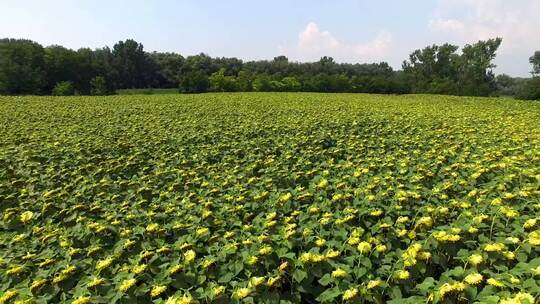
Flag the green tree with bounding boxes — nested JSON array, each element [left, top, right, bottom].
[[44, 45, 79, 93], [458, 38, 502, 96], [111, 39, 157, 89], [329, 74, 351, 92], [52, 81, 75, 96], [236, 71, 253, 92], [281, 76, 301, 91], [75, 47, 114, 94], [494, 74, 524, 97], [517, 51, 540, 100], [269, 80, 285, 91], [403, 38, 501, 96], [0, 38, 46, 94], [150, 52, 185, 87], [402, 43, 459, 94], [90, 76, 109, 95], [252, 75, 272, 92], [209, 68, 238, 92], [182, 53, 215, 75], [516, 77, 540, 100], [530, 51, 540, 76], [179, 71, 209, 93]]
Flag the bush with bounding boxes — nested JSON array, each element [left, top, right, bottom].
[[52, 81, 75, 96], [90, 76, 109, 96], [209, 69, 238, 92], [516, 77, 540, 100], [281, 76, 301, 92], [252, 76, 272, 92], [179, 71, 209, 93], [117, 88, 178, 95]]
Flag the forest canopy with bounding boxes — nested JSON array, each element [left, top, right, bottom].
[[0, 37, 538, 99]]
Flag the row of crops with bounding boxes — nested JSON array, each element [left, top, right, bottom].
[[0, 93, 539, 303]]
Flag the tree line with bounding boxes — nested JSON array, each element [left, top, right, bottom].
[[0, 37, 538, 99]]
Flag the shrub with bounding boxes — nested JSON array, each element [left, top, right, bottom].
[[52, 81, 75, 96], [90, 76, 109, 96], [516, 77, 540, 100], [179, 71, 209, 93]]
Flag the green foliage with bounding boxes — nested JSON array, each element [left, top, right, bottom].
[[495, 74, 523, 97], [209, 68, 238, 92], [149, 52, 184, 88], [117, 88, 178, 95], [90, 76, 110, 96], [403, 38, 502, 96], [458, 38, 502, 96], [516, 77, 540, 100], [44, 46, 79, 93], [281, 76, 301, 91], [0, 93, 539, 303], [111, 39, 157, 89], [0, 38, 46, 95], [403, 43, 460, 94], [179, 70, 210, 93], [530, 51, 540, 76], [52, 81, 75, 96], [252, 75, 272, 92], [0, 37, 526, 98]]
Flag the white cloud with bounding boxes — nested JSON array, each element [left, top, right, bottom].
[[432, 2, 539, 51], [428, 19, 465, 32], [297, 22, 340, 53], [428, 0, 540, 76], [282, 22, 393, 63]]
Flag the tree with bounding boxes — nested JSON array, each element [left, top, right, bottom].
[[44, 45, 79, 93], [495, 74, 523, 97], [517, 51, 540, 100], [458, 38, 502, 96], [182, 53, 216, 75], [530, 51, 540, 76], [179, 71, 209, 93], [214, 57, 243, 76], [150, 52, 184, 87], [403, 38, 502, 96], [111, 39, 157, 89], [52, 81, 75, 96], [252, 75, 272, 92], [209, 68, 238, 92], [281, 76, 301, 92], [90, 76, 110, 95], [74, 47, 114, 94], [329, 74, 351, 92], [0, 37, 510, 96], [516, 77, 540, 100], [402, 43, 459, 94], [0, 39, 46, 95], [236, 71, 253, 92]]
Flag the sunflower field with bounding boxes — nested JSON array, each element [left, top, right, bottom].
[[0, 93, 539, 304]]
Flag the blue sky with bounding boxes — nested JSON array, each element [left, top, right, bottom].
[[1, 0, 539, 76]]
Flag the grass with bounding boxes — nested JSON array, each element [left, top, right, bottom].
[[116, 88, 179, 95]]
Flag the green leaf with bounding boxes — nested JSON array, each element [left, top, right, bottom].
[[416, 277, 435, 294], [293, 269, 307, 283], [390, 286, 402, 299], [318, 274, 332, 286], [474, 295, 500, 304], [316, 287, 341, 303], [464, 286, 478, 301]]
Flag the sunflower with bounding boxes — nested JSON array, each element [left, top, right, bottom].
[[342, 287, 358, 301], [464, 273, 483, 285]]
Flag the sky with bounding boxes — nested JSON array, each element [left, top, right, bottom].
[[0, 0, 539, 77]]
